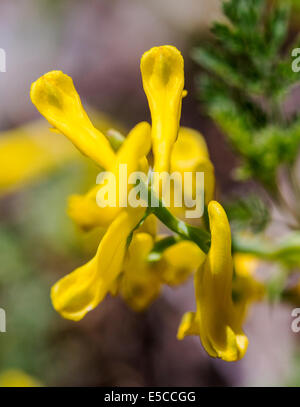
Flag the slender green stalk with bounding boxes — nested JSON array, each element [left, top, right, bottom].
[[146, 186, 211, 254]]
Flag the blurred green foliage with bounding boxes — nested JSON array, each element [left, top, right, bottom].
[[0, 160, 100, 384], [193, 0, 300, 192], [225, 195, 270, 233]]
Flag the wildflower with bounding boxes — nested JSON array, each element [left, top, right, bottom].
[[67, 121, 151, 229], [177, 201, 248, 362], [118, 232, 161, 312], [169, 126, 215, 219], [171, 127, 215, 206], [29, 46, 251, 364], [159, 240, 205, 286], [118, 236, 205, 311], [30, 70, 152, 320], [31, 71, 116, 170], [141, 46, 184, 175], [29, 47, 214, 322], [51, 207, 146, 321]]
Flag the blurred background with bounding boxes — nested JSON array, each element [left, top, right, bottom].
[[0, 0, 300, 387]]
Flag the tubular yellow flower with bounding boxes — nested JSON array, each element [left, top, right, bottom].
[[119, 232, 161, 312], [141, 45, 184, 174], [30, 70, 116, 170], [67, 121, 151, 230], [109, 215, 157, 304], [117, 234, 205, 309], [160, 240, 205, 286], [167, 127, 215, 220], [51, 207, 146, 321], [171, 127, 215, 205], [177, 201, 248, 362], [29, 47, 235, 361]]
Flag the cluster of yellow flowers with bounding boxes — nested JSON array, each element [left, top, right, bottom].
[[30, 45, 264, 362]]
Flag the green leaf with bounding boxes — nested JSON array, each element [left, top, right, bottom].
[[194, 0, 300, 188]]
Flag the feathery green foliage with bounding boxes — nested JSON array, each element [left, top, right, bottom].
[[194, 0, 300, 192]]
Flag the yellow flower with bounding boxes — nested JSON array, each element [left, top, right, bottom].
[[166, 127, 215, 220], [30, 72, 151, 229], [141, 46, 215, 212], [160, 240, 205, 286], [67, 121, 151, 229], [119, 232, 161, 312], [177, 201, 248, 362], [30, 71, 154, 320], [31, 71, 116, 170], [118, 235, 205, 310], [30, 47, 217, 326], [141, 45, 184, 175], [51, 207, 146, 321], [171, 127, 215, 206], [0, 369, 41, 387]]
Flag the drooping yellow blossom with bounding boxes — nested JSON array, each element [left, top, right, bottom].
[[160, 240, 206, 286], [177, 201, 248, 362], [171, 127, 215, 206], [119, 232, 161, 312], [141, 46, 184, 175], [117, 236, 205, 310], [30, 48, 218, 332], [31, 71, 117, 170], [0, 369, 41, 387], [166, 127, 215, 220], [112, 210, 203, 310], [51, 207, 146, 321], [30, 71, 152, 320]]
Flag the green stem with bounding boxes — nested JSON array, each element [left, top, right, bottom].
[[149, 197, 211, 254]]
